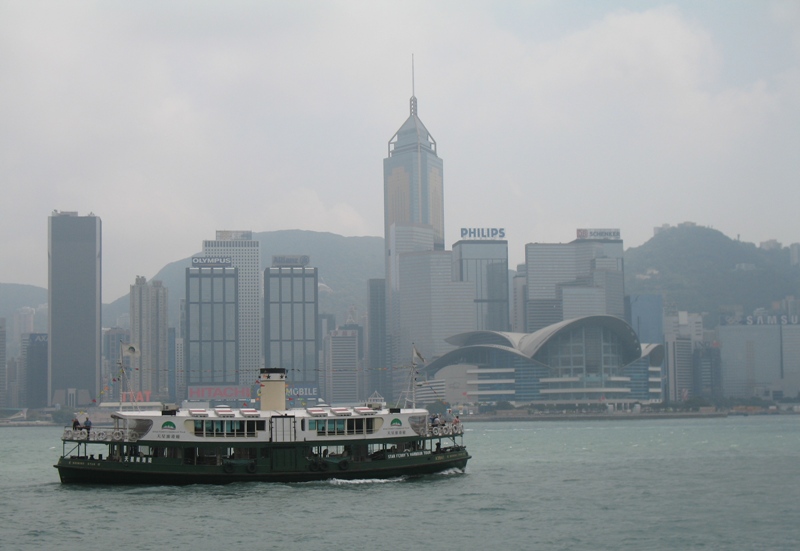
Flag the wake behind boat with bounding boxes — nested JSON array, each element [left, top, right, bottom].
[[55, 368, 469, 484]]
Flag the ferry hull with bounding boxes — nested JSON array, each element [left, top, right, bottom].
[[56, 451, 470, 485]]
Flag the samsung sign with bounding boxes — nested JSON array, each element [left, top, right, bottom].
[[576, 228, 621, 240], [192, 256, 232, 267], [460, 228, 506, 239]]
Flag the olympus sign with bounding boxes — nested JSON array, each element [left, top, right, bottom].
[[191, 256, 232, 267], [460, 228, 506, 239]]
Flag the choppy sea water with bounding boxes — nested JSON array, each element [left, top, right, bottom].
[[1, 416, 798, 551]]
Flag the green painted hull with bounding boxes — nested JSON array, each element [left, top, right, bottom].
[[56, 448, 470, 485]]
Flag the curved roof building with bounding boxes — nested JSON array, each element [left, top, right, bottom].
[[423, 315, 663, 406]]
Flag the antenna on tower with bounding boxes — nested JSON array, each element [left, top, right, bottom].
[[412, 53, 415, 97], [410, 54, 418, 116]]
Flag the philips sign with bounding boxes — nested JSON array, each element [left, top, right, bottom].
[[460, 228, 506, 240], [576, 228, 621, 240]]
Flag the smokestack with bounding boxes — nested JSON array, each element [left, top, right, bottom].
[[258, 368, 287, 411]]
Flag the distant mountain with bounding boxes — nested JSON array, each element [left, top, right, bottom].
[[103, 230, 385, 327], [0, 283, 48, 328], [624, 225, 800, 324], [5, 226, 798, 336]]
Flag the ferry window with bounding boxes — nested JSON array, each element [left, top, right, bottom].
[[336, 419, 345, 434], [194, 420, 203, 436], [346, 419, 355, 434], [256, 421, 266, 431], [327, 419, 335, 433], [301, 419, 305, 431], [355, 418, 364, 434]]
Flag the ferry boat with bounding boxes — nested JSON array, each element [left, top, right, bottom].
[[55, 368, 470, 484]]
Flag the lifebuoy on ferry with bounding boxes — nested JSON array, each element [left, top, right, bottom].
[[432, 426, 441, 436], [128, 432, 139, 442], [338, 460, 349, 471], [319, 461, 329, 472], [309, 461, 320, 472], [63, 429, 73, 439], [247, 461, 257, 474], [224, 462, 234, 474], [78, 429, 88, 440], [112, 430, 123, 441], [96, 431, 107, 441], [443, 425, 452, 436]]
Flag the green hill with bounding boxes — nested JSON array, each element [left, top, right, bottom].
[[103, 230, 385, 327], [624, 225, 799, 324]]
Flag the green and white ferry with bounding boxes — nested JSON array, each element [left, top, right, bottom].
[[55, 368, 470, 484]]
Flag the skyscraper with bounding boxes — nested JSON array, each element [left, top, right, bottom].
[[22, 333, 48, 408], [525, 229, 624, 332], [185, 262, 239, 401], [265, 256, 319, 398], [48, 211, 101, 407], [129, 276, 169, 401], [383, 88, 445, 371], [453, 238, 510, 331], [202, 231, 261, 387]]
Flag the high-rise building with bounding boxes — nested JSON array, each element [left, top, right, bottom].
[[265, 256, 319, 399], [22, 333, 48, 408], [323, 329, 361, 404], [525, 228, 624, 332], [453, 238, 510, 331], [129, 277, 169, 401], [366, 278, 388, 397], [383, 90, 444, 371], [48, 211, 101, 407], [202, 231, 261, 388], [184, 263, 239, 401]]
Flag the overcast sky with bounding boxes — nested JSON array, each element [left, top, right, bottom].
[[2, 1, 799, 301]]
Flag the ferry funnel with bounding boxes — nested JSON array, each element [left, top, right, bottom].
[[259, 368, 287, 411]]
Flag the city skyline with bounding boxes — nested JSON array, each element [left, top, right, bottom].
[[2, 2, 799, 300]]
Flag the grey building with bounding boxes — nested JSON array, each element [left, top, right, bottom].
[[383, 91, 444, 371], [129, 277, 169, 401], [265, 257, 319, 397], [453, 239, 510, 331], [48, 211, 101, 407], [184, 264, 239, 401], [525, 229, 624, 333], [202, 231, 261, 388], [22, 333, 48, 408], [716, 321, 800, 399]]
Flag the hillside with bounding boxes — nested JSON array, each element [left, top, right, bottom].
[[624, 226, 799, 323], [103, 230, 385, 326]]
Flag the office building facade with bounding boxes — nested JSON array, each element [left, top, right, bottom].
[[265, 257, 319, 397], [22, 333, 48, 408], [48, 211, 101, 407], [129, 277, 169, 401], [383, 93, 444, 371], [323, 329, 361, 404], [452, 238, 510, 331], [525, 229, 624, 333], [202, 231, 261, 388], [184, 264, 240, 401]]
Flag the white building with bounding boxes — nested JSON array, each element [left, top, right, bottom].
[[202, 231, 261, 387]]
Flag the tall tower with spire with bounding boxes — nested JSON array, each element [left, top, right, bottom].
[[382, 66, 452, 384]]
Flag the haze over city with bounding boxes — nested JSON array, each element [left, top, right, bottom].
[[2, 1, 799, 299]]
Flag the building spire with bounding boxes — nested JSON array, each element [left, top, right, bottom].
[[410, 53, 417, 116]]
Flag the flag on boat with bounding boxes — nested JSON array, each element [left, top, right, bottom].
[[121, 343, 140, 357], [412, 345, 425, 365]]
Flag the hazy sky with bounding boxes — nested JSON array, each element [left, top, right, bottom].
[[2, 1, 799, 301]]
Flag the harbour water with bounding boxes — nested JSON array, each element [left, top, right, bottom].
[[1, 415, 799, 550]]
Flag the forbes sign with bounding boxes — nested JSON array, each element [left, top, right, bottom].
[[461, 228, 506, 239]]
